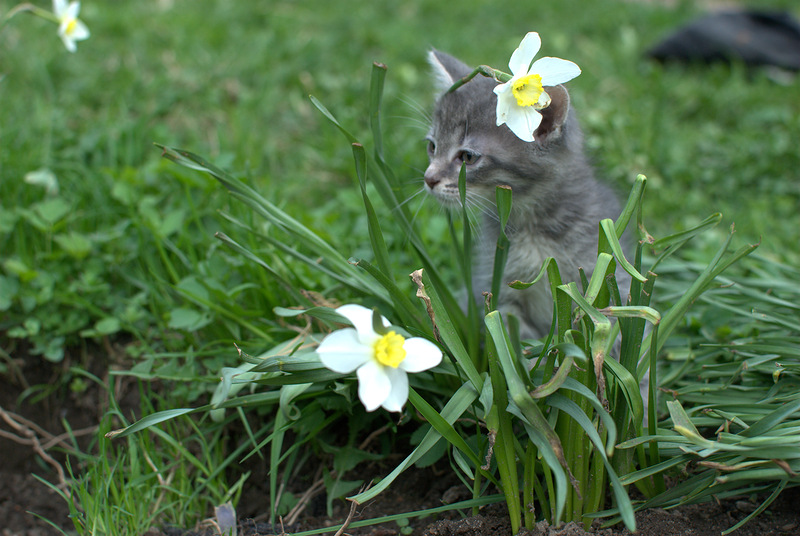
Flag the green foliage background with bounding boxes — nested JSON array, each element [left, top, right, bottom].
[[3, 0, 798, 361], [1, 0, 799, 532]]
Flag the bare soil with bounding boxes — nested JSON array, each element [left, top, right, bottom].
[[232, 472, 800, 536], [2, 345, 799, 536]]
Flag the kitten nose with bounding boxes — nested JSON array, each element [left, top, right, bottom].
[[424, 173, 440, 189]]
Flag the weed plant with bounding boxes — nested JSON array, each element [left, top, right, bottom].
[[1, 1, 799, 534], [58, 387, 247, 535]]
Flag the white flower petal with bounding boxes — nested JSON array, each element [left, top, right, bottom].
[[492, 79, 512, 98], [59, 33, 77, 52], [317, 328, 372, 373], [356, 361, 391, 412], [494, 83, 515, 126], [508, 32, 541, 76], [399, 338, 442, 372], [68, 19, 90, 40], [505, 106, 542, 143], [531, 57, 581, 86], [335, 304, 387, 346], [381, 367, 409, 412], [53, 0, 67, 17], [66, 1, 80, 19]]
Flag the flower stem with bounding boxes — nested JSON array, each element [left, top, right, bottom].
[[446, 65, 512, 94], [2, 2, 59, 30]]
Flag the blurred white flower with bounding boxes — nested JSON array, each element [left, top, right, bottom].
[[494, 32, 581, 142], [24, 168, 59, 195], [317, 304, 442, 412], [53, 0, 89, 52]]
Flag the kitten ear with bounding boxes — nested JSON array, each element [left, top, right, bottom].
[[534, 85, 571, 144], [428, 49, 471, 93]]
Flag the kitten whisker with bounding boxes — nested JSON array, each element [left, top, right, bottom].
[[393, 187, 427, 211], [408, 189, 432, 231], [465, 209, 483, 239], [396, 95, 432, 124], [392, 116, 432, 133], [399, 173, 426, 187], [465, 192, 500, 222]]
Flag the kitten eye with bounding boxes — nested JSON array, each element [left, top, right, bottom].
[[458, 150, 481, 165], [427, 139, 436, 155]]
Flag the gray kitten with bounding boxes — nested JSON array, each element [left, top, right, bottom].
[[424, 50, 630, 341]]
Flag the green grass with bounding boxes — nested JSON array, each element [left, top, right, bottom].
[[2, 0, 798, 359], [57, 390, 247, 535], [2, 0, 799, 533]]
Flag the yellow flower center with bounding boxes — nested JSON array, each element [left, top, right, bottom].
[[512, 74, 550, 109], [64, 17, 78, 36], [373, 331, 406, 368]]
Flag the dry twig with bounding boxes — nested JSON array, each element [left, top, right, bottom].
[[0, 404, 77, 492]]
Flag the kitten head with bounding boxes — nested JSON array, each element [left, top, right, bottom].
[[424, 49, 578, 210]]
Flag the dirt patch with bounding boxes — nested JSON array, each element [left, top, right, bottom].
[[0, 340, 134, 535], [2, 359, 74, 534], [220, 487, 799, 536], [0, 473, 70, 536], [145, 485, 800, 536], [2, 343, 799, 536], [291, 487, 800, 536]]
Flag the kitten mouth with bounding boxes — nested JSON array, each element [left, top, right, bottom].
[[428, 187, 463, 209], [438, 198, 463, 209]]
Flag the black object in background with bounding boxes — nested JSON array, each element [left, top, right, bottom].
[[648, 10, 800, 70]]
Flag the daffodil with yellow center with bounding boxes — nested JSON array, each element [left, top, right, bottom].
[[511, 74, 551, 109], [373, 331, 406, 368], [317, 304, 442, 412], [52, 0, 90, 53], [494, 32, 581, 142], [64, 17, 78, 35]]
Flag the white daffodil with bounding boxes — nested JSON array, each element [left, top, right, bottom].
[[317, 304, 442, 412], [493, 32, 581, 142], [53, 0, 90, 52]]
